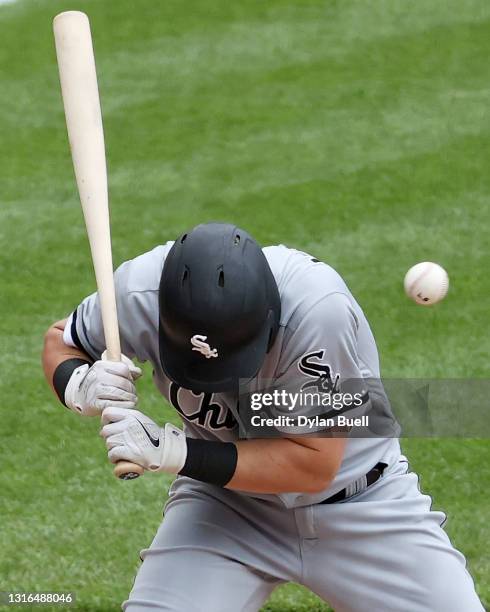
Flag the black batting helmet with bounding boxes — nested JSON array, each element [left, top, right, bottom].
[[159, 222, 281, 393]]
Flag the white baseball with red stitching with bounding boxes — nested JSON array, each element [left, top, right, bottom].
[[404, 262, 449, 306]]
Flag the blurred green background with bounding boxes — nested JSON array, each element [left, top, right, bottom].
[[1, 0, 489, 610]]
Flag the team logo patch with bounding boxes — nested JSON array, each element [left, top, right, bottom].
[[298, 349, 340, 393], [191, 334, 218, 359]]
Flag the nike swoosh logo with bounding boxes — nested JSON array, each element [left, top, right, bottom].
[[137, 420, 160, 448]]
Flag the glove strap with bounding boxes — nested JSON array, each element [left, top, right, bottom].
[[160, 423, 188, 473], [53, 358, 91, 407]]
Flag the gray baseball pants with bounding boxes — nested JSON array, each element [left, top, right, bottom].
[[123, 458, 484, 611]]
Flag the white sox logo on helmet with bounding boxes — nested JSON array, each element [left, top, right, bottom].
[[191, 335, 218, 359]]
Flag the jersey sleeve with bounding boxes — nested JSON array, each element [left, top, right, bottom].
[[266, 292, 371, 433], [63, 260, 137, 361], [63, 245, 168, 363]]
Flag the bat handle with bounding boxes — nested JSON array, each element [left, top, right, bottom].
[[103, 351, 144, 480]]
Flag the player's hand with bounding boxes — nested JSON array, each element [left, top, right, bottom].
[[100, 407, 187, 474], [64, 354, 142, 416]]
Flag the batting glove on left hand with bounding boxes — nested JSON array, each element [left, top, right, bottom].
[[100, 407, 187, 474]]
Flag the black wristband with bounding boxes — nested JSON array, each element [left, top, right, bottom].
[[53, 358, 91, 406], [179, 438, 238, 487]]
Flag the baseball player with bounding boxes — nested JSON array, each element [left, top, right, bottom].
[[42, 223, 484, 611]]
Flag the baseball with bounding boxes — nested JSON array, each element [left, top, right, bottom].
[[404, 262, 449, 305]]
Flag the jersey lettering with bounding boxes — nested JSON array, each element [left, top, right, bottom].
[[169, 382, 237, 431]]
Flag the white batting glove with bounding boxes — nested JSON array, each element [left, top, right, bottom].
[[101, 351, 143, 381], [65, 353, 142, 417], [100, 407, 187, 474]]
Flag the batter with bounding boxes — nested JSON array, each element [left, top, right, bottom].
[[42, 222, 483, 611]]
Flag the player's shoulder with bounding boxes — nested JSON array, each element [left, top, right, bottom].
[[116, 241, 175, 294], [263, 244, 349, 292], [263, 244, 355, 329]]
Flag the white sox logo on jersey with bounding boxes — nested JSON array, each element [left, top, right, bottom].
[[298, 349, 340, 394]]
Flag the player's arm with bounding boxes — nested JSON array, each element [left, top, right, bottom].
[[229, 436, 346, 493], [100, 408, 345, 493], [43, 319, 92, 393], [42, 317, 140, 416], [231, 437, 347, 494], [43, 255, 147, 416]]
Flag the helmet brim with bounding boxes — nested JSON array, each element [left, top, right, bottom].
[[159, 312, 273, 393]]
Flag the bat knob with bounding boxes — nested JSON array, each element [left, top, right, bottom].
[[114, 461, 144, 480]]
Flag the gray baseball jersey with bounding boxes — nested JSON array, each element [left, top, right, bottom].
[[64, 243, 401, 507]]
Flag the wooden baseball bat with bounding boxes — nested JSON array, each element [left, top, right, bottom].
[[53, 11, 143, 480]]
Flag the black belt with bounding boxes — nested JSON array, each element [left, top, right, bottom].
[[319, 462, 388, 504]]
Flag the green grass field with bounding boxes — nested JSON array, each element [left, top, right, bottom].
[[1, 0, 489, 610]]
